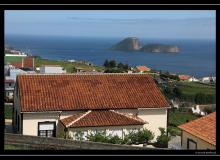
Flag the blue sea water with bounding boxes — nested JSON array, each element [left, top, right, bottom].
[[5, 34, 216, 78]]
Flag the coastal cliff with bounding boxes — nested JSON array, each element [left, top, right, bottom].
[[140, 44, 180, 53], [111, 37, 141, 51]]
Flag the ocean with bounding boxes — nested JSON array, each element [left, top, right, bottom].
[[5, 34, 216, 78]]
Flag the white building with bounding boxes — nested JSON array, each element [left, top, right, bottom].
[[13, 74, 170, 142], [191, 105, 206, 116], [40, 65, 66, 74], [188, 77, 199, 82]]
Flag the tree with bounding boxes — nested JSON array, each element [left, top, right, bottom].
[[123, 64, 129, 70], [173, 87, 182, 98], [195, 93, 206, 104], [103, 59, 109, 67], [108, 60, 117, 68], [117, 62, 124, 69]]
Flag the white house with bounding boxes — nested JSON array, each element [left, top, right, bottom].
[[191, 105, 206, 116], [188, 76, 199, 82], [40, 65, 66, 74], [192, 104, 216, 116], [13, 74, 170, 142], [201, 77, 216, 83]]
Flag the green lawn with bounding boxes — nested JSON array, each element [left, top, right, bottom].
[[4, 56, 23, 64], [4, 105, 12, 119], [177, 81, 215, 96]]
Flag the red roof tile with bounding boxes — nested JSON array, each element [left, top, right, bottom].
[[60, 110, 145, 128], [178, 75, 191, 80], [11, 57, 34, 69], [178, 112, 216, 146], [136, 66, 151, 72], [17, 74, 170, 112]]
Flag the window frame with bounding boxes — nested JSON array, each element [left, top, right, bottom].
[[38, 121, 56, 138], [187, 138, 197, 150]]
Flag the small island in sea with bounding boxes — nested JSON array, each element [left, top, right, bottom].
[[111, 37, 180, 53]]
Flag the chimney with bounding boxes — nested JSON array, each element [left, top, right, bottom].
[[22, 58, 24, 68]]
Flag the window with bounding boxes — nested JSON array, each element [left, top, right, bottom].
[[38, 122, 56, 138], [187, 138, 197, 150]]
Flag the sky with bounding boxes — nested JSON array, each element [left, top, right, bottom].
[[5, 10, 216, 39]]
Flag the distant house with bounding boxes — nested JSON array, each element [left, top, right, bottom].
[[8, 68, 27, 81], [10, 57, 35, 70], [13, 74, 170, 141], [5, 79, 15, 102], [136, 66, 151, 73], [170, 99, 179, 109], [40, 65, 66, 74], [192, 104, 216, 116], [201, 77, 216, 83], [178, 112, 216, 150], [178, 75, 191, 81], [188, 76, 199, 82]]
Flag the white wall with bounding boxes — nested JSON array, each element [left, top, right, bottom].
[[115, 108, 168, 141], [40, 66, 66, 74]]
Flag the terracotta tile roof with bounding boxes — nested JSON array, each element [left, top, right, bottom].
[[11, 57, 34, 69], [60, 110, 145, 128], [178, 75, 191, 80], [178, 112, 216, 146], [136, 66, 151, 72], [17, 74, 170, 112]]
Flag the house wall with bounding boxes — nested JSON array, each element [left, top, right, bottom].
[[40, 66, 66, 74], [181, 131, 215, 150], [115, 108, 168, 141], [66, 125, 143, 140], [137, 108, 167, 141], [22, 111, 84, 136]]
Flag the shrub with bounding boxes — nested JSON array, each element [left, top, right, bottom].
[[107, 135, 123, 144], [86, 131, 109, 143], [155, 128, 171, 148], [124, 129, 154, 144]]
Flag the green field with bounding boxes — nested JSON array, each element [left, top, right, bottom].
[[177, 82, 216, 96], [4, 105, 12, 119], [4, 56, 23, 64], [168, 110, 200, 127], [168, 110, 200, 136], [35, 58, 104, 73]]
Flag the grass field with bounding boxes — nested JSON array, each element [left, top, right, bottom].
[[168, 110, 200, 127], [35, 58, 104, 73], [4, 105, 12, 119], [168, 110, 200, 136], [177, 81, 216, 96], [4, 56, 23, 64]]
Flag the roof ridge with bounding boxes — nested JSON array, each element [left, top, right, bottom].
[[66, 110, 92, 127], [110, 110, 146, 124]]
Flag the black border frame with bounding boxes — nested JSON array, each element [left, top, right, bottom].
[[1, 4, 218, 156]]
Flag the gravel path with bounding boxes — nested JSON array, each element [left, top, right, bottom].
[[168, 136, 182, 150]]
